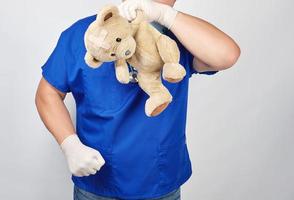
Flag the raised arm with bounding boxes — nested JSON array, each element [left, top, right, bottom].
[[170, 12, 240, 72], [119, 0, 241, 72]]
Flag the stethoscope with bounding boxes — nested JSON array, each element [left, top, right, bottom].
[[128, 63, 139, 83]]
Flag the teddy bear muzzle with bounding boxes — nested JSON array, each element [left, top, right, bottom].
[[115, 36, 136, 59]]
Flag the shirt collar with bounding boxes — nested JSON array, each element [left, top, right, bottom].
[[150, 22, 168, 34]]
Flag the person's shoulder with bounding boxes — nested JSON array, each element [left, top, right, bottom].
[[61, 14, 97, 39], [57, 15, 97, 50]]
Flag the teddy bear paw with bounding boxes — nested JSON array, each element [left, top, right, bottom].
[[115, 67, 130, 84], [162, 63, 186, 83], [145, 94, 172, 117]]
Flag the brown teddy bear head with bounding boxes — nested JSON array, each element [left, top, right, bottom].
[[84, 5, 136, 68]]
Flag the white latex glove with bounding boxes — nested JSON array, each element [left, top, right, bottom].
[[118, 0, 178, 29], [60, 134, 105, 177]]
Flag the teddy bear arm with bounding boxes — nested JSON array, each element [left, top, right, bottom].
[[156, 34, 180, 63], [156, 35, 187, 83], [115, 59, 130, 84]]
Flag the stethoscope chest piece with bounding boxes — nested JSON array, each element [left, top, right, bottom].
[[128, 64, 139, 83]]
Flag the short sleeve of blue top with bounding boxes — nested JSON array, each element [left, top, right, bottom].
[[41, 15, 218, 199]]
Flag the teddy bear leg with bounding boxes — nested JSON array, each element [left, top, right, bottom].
[[156, 35, 186, 83], [137, 72, 172, 117], [115, 59, 130, 84]]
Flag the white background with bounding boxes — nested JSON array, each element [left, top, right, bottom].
[[0, 0, 293, 199]]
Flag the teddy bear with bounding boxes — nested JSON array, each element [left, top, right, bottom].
[[84, 5, 186, 117]]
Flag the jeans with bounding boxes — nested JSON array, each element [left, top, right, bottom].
[[74, 186, 181, 200]]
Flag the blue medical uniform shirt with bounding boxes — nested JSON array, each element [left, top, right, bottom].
[[41, 15, 217, 199]]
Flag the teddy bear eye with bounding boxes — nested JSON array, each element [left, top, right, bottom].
[[111, 53, 116, 57], [116, 38, 122, 42]]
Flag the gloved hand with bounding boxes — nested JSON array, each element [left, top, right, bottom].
[[118, 0, 178, 29], [60, 134, 105, 177]]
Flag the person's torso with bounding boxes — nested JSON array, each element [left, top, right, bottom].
[[65, 15, 193, 199]]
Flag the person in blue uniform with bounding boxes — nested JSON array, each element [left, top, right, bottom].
[[35, 0, 240, 199]]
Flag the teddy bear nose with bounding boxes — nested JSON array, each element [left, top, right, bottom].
[[125, 50, 131, 56]]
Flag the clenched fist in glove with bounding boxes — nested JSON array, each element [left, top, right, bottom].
[[119, 0, 178, 29], [61, 134, 105, 177]]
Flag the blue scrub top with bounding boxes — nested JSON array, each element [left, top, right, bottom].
[[41, 15, 217, 199]]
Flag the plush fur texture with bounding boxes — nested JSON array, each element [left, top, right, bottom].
[[84, 5, 186, 117]]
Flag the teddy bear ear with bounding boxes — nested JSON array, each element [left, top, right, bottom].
[[96, 5, 119, 26], [85, 52, 103, 68]]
